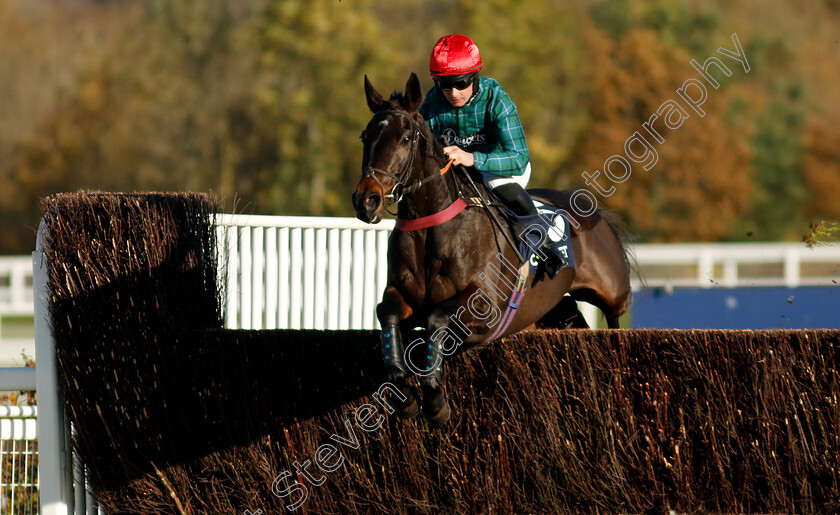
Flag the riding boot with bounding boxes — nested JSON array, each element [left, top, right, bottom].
[[381, 324, 419, 418], [493, 183, 538, 216], [494, 183, 567, 277], [419, 334, 450, 426]]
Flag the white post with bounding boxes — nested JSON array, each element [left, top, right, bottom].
[[74, 425, 87, 513], [784, 248, 800, 288], [223, 226, 239, 329], [240, 228, 252, 330], [376, 229, 389, 327], [314, 228, 327, 330], [327, 229, 340, 329], [363, 230, 377, 329], [698, 249, 715, 288], [264, 228, 278, 329], [289, 228, 303, 329], [351, 230, 365, 329], [302, 228, 315, 328], [34, 222, 72, 515], [251, 227, 265, 330], [722, 258, 738, 287], [278, 228, 290, 330], [338, 230, 352, 330]]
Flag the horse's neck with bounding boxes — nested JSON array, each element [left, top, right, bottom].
[[398, 155, 460, 219]]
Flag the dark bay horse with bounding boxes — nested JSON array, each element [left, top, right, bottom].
[[352, 73, 631, 426]]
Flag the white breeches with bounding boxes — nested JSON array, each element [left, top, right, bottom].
[[481, 162, 532, 190]]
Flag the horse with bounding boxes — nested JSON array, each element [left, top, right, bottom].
[[352, 73, 632, 426]]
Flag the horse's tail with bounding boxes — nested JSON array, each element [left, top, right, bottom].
[[597, 207, 645, 290], [529, 187, 644, 289]]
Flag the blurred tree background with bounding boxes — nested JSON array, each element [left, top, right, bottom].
[[1, 0, 838, 252]]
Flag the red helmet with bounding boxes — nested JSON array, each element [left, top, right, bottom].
[[429, 34, 483, 77]]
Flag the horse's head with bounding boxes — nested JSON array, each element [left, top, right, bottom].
[[352, 73, 426, 223]]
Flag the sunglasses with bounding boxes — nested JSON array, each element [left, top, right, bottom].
[[435, 74, 475, 91]]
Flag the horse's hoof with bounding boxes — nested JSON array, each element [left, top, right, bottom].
[[396, 390, 420, 419], [422, 390, 451, 427]]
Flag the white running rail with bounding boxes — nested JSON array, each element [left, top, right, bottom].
[[215, 214, 395, 330]]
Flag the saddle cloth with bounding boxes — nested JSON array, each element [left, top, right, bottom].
[[506, 200, 576, 275]]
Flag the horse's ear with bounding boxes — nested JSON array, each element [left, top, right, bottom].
[[403, 72, 423, 113], [364, 75, 385, 112]]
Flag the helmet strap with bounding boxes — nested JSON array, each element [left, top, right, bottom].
[[467, 72, 480, 103]]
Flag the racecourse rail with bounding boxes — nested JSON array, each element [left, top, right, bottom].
[[1, 214, 839, 514]]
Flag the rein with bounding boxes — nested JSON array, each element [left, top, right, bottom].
[[361, 110, 458, 217], [362, 111, 429, 208], [363, 109, 505, 236], [399, 158, 454, 198], [361, 107, 526, 267]]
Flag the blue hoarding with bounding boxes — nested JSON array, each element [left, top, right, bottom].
[[632, 286, 840, 329]]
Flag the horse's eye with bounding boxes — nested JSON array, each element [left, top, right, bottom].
[[402, 135, 411, 144]]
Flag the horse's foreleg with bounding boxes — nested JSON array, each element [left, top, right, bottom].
[[411, 285, 489, 427], [376, 287, 419, 418], [377, 288, 411, 385]]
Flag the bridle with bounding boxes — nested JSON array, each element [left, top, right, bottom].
[[360, 108, 517, 256], [361, 110, 453, 212]]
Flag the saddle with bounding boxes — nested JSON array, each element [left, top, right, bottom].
[[465, 191, 576, 278]]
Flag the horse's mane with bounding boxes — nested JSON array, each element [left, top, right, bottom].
[[371, 91, 417, 116], [381, 95, 406, 112], [378, 91, 453, 169]]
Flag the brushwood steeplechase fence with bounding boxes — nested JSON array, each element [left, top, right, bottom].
[[2, 192, 840, 514]]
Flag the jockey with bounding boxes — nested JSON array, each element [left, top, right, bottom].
[[419, 34, 566, 276]]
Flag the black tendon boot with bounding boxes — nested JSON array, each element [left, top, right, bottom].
[[380, 325, 419, 418], [419, 335, 451, 427], [493, 183, 567, 278]]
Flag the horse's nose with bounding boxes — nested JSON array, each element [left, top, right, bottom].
[[353, 191, 382, 223]]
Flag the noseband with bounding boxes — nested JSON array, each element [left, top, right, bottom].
[[361, 111, 425, 208]]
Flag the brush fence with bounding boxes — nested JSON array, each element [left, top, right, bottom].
[[32, 206, 837, 515]]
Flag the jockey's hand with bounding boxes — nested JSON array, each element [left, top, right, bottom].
[[443, 146, 474, 168]]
